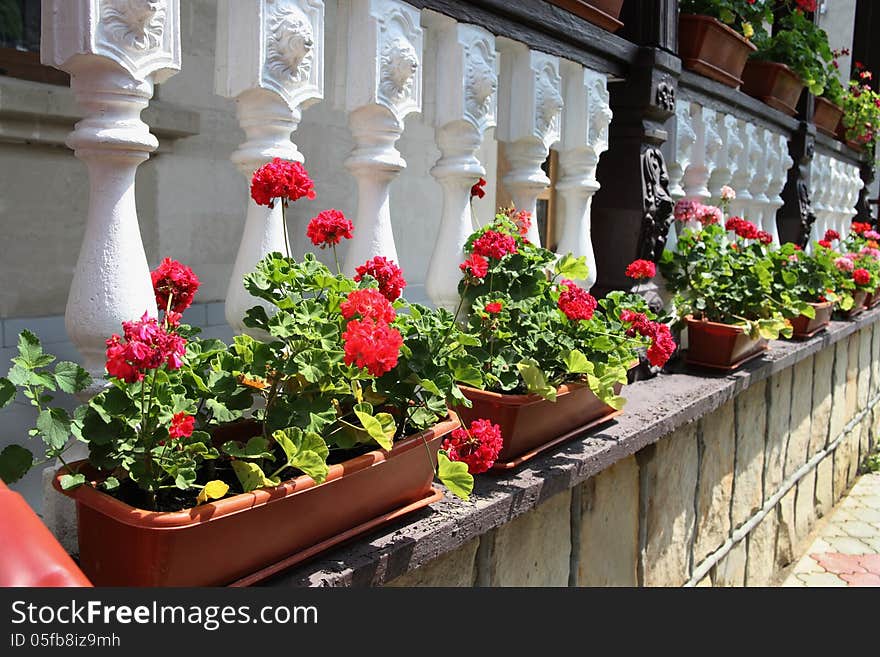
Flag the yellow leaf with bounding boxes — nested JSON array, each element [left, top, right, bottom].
[[196, 479, 229, 505]]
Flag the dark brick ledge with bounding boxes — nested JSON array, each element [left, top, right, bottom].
[[264, 306, 880, 587]]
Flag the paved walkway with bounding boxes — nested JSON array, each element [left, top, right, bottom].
[[782, 471, 880, 586]]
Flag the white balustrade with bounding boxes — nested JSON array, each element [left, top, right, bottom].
[[216, 0, 324, 334], [729, 120, 758, 219], [338, 0, 423, 275], [423, 15, 497, 311], [745, 129, 771, 229], [707, 113, 742, 205], [555, 62, 611, 289], [763, 133, 792, 245], [808, 153, 863, 245], [681, 104, 721, 203], [496, 38, 563, 246]]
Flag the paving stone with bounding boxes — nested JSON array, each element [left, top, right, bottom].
[[847, 506, 880, 523], [840, 572, 880, 586], [855, 554, 880, 574], [838, 520, 878, 538], [797, 572, 847, 587], [490, 490, 572, 586], [807, 538, 836, 553], [640, 424, 699, 587], [733, 382, 767, 527], [830, 340, 849, 444], [788, 357, 814, 476], [766, 368, 792, 498], [815, 456, 834, 518], [795, 471, 817, 540], [745, 511, 777, 586], [776, 488, 798, 568], [850, 493, 880, 507], [781, 576, 806, 587], [846, 334, 860, 420], [862, 537, 880, 551], [811, 553, 867, 574], [693, 401, 735, 565], [577, 456, 639, 587], [792, 554, 826, 575], [859, 328, 872, 411], [712, 540, 746, 587], [385, 538, 479, 587], [823, 535, 875, 555], [811, 346, 834, 455]]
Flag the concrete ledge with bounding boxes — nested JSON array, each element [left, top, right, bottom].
[[265, 307, 880, 587]]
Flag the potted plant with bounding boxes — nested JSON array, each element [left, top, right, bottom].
[[811, 228, 873, 319], [678, 0, 770, 88], [659, 201, 806, 369], [743, 2, 828, 116], [545, 0, 625, 33], [814, 49, 848, 137], [840, 64, 880, 153], [0, 162, 501, 587], [837, 221, 880, 309], [451, 208, 675, 469]]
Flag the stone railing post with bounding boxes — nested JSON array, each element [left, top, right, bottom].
[[682, 104, 721, 203], [555, 63, 612, 290], [423, 15, 497, 312], [338, 0, 423, 275], [496, 39, 563, 246], [215, 0, 324, 334], [729, 120, 756, 219], [746, 129, 771, 228], [41, 0, 180, 395], [707, 112, 742, 205], [765, 132, 793, 245]]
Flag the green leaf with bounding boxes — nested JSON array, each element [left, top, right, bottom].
[[554, 254, 590, 281], [80, 412, 120, 446], [36, 408, 71, 450], [352, 403, 396, 450], [101, 476, 120, 491], [53, 361, 92, 394], [273, 428, 330, 484], [174, 468, 197, 490], [0, 444, 33, 483], [452, 361, 483, 388], [59, 473, 86, 490], [437, 451, 473, 500], [222, 436, 275, 460], [0, 378, 15, 409], [293, 349, 332, 383], [516, 360, 556, 401], [196, 480, 229, 505], [17, 330, 47, 368], [563, 349, 594, 375], [605, 395, 627, 411], [231, 460, 279, 493], [419, 378, 443, 397]]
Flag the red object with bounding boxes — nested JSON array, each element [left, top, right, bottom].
[[54, 415, 459, 586], [813, 97, 844, 138], [545, 0, 624, 32], [0, 480, 91, 587], [685, 316, 769, 370], [442, 418, 504, 474], [789, 301, 834, 339], [741, 60, 805, 116], [679, 14, 757, 88]]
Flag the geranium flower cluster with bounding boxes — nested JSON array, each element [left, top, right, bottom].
[[151, 257, 200, 321], [853, 268, 872, 287], [340, 285, 403, 377], [625, 259, 656, 280], [105, 312, 187, 384], [459, 253, 489, 282], [250, 158, 316, 208], [472, 230, 518, 260], [169, 412, 195, 440], [354, 256, 406, 302], [620, 310, 676, 368], [724, 216, 770, 243], [306, 209, 353, 248], [673, 199, 722, 226], [557, 279, 598, 321], [441, 418, 503, 475]]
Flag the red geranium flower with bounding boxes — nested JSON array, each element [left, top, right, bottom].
[[735, 220, 760, 240], [485, 301, 503, 314], [725, 216, 745, 232], [472, 230, 518, 260], [250, 158, 316, 208], [441, 419, 503, 475], [459, 253, 489, 281], [557, 279, 597, 321], [169, 412, 195, 440], [513, 210, 532, 238], [620, 310, 675, 368], [470, 177, 486, 200], [340, 288, 396, 323], [342, 318, 403, 377], [354, 256, 407, 301], [852, 221, 873, 235], [306, 209, 353, 248], [625, 259, 656, 280], [105, 312, 187, 383], [757, 230, 773, 245], [854, 268, 872, 286], [818, 239, 832, 249], [824, 229, 840, 242], [151, 258, 200, 314]]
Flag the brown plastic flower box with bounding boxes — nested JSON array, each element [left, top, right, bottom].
[[685, 316, 769, 371], [545, 0, 624, 33], [814, 96, 845, 138], [741, 60, 805, 116], [678, 14, 757, 88], [789, 301, 834, 340]]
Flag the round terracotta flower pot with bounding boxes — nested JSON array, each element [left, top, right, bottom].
[[545, 0, 624, 32], [813, 96, 845, 138], [455, 382, 623, 470], [685, 316, 769, 371], [741, 60, 805, 116], [789, 300, 835, 340], [678, 14, 757, 88], [53, 414, 459, 587]]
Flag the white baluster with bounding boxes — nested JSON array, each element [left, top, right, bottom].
[[747, 129, 771, 226], [765, 132, 793, 245], [216, 0, 324, 334], [682, 105, 721, 204], [339, 0, 423, 275], [812, 154, 832, 242], [729, 120, 756, 218], [707, 113, 741, 204], [847, 163, 865, 234], [669, 100, 696, 201], [756, 132, 780, 241], [423, 16, 497, 311], [41, 0, 180, 393], [497, 39, 563, 246], [555, 63, 611, 289]]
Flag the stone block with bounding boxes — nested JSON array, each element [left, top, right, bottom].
[[776, 488, 797, 568], [872, 324, 880, 398], [833, 427, 860, 503], [577, 456, 640, 587], [846, 427, 861, 487], [733, 381, 767, 527], [859, 328, 872, 411], [639, 423, 699, 587], [693, 400, 735, 565], [490, 490, 572, 586], [695, 574, 712, 587], [795, 471, 817, 540], [830, 340, 849, 443], [385, 539, 479, 587], [861, 414, 873, 469], [745, 511, 778, 587], [787, 357, 814, 476], [846, 333, 860, 421], [815, 454, 834, 518], [811, 346, 834, 454], [765, 368, 792, 499], [712, 540, 746, 587]]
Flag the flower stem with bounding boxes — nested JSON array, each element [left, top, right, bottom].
[[281, 201, 291, 260], [332, 244, 341, 276]]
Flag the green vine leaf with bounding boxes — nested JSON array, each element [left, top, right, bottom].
[[437, 450, 473, 500]]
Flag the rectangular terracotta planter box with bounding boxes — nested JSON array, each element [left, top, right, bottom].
[[679, 14, 757, 88], [685, 316, 769, 371], [741, 60, 805, 116], [813, 96, 844, 138], [455, 382, 623, 469], [545, 0, 623, 32], [789, 301, 834, 340], [840, 290, 869, 319], [54, 414, 460, 587]]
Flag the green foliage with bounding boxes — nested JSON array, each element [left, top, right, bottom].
[[679, 0, 772, 41], [841, 73, 880, 152], [437, 450, 473, 500]]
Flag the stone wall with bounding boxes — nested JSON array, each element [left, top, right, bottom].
[[382, 324, 879, 587]]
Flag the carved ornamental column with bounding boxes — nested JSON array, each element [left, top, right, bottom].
[[216, 0, 324, 334]]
